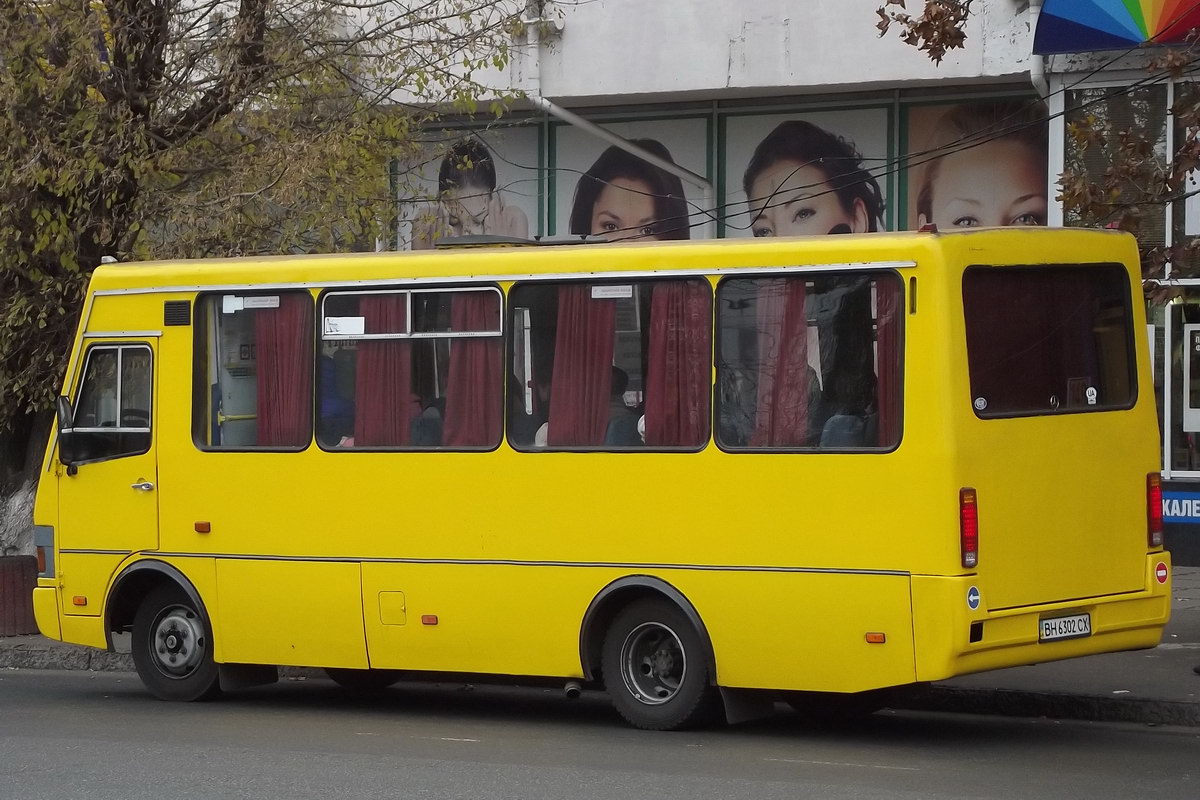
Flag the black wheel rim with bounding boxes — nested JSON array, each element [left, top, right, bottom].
[[620, 621, 686, 705]]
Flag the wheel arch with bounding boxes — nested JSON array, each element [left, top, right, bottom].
[[578, 576, 717, 683], [105, 560, 207, 650]]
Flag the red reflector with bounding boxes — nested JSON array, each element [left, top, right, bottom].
[[36, 546, 46, 574], [194, 521, 211, 533], [960, 488, 979, 569], [1147, 473, 1163, 548], [421, 615, 438, 626]]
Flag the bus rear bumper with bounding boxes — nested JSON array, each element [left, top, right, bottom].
[[911, 553, 1172, 682]]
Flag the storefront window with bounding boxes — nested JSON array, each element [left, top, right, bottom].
[[1064, 85, 1169, 248]]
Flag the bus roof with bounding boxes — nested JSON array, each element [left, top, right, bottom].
[[87, 227, 1138, 295]]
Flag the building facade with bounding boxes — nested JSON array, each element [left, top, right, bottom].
[[399, 0, 1200, 563]]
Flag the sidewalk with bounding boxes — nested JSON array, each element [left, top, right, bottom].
[[2, 569, 1198, 727]]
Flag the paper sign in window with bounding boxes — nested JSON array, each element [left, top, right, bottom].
[[591, 285, 633, 299], [324, 316, 366, 336]]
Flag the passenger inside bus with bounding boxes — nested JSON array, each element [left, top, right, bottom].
[[605, 367, 641, 446]]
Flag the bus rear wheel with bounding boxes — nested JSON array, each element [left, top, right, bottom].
[[600, 599, 718, 731], [131, 585, 220, 702], [325, 668, 403, 694]]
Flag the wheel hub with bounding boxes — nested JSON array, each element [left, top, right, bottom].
[[151, 606, 205, 678], [620, 622, 686, 706]]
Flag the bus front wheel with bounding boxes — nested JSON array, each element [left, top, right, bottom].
[[600, 599, 718, 730], [131, 585, 221, 702]]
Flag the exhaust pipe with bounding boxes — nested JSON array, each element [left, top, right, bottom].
[[564, 681, 582, 700]]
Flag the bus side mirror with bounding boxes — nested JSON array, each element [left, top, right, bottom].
[[55, 395, 79, 473]]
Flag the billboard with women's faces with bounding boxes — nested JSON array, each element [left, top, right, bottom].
[[401, 126, 541, 249], [722, 109, 891, 239], [903, 100, 1049, 230], [552, 118, 710, 241], [398, 99, 1048, 250]]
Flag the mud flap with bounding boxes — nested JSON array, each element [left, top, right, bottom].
[[219, 663, 279, 692], [719, 686, 776, 725]]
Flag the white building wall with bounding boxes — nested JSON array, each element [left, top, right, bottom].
[[518, 0, 1037, 103]]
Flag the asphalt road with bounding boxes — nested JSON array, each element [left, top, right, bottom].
[[1, 670, 1197, 800]]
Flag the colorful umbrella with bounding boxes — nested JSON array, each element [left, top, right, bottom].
[[1033, 0, 1200, 55]]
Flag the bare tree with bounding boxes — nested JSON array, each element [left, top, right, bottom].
[[0, 0, 531, 527]]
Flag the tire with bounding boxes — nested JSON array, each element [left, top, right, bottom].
[[131, 584, 221, 702], [600, 598, 718, 731], [324, 668, 403, 694]]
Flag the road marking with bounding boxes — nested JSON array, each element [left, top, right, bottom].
[[764, 758, 919, 772], [440, 737, 480, 742]]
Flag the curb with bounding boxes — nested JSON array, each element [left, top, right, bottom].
[[4, 641, 1198, 728], [893, 684, 1200, 728], [0, 643, 132, 673]]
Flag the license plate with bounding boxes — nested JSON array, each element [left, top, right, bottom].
[[1038, 613, 1091, 642]]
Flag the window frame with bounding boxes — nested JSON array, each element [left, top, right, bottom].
[[713, 269, 905, 455], [191, 289, 316, 453], [315, 283, 506, 454], [505, 277, 716, 454], [319, 286, 504, 341], [69, 342, 154, 464], [962, 262, 1138, 420]]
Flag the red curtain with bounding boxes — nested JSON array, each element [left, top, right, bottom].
[[443, 292, 503, 446], [875, 278, 902, 447], [548, 285, 616, 446], [963, 270, 1100, 413], [750, 278, 809, 447], [255, 293, 313, 447], [354, 295, 415, 446], [645, 281, 711, 447]]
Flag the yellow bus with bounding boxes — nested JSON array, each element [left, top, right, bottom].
[[31, 227, 1171, 730]]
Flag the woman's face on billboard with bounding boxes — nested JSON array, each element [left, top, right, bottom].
[[748, 160, 868, 237], [441, 184, 494, 237], [591, 177, 660, 240], [921, 139, 1047, 228]]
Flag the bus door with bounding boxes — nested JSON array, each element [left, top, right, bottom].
[[56, 339, 159, 616]]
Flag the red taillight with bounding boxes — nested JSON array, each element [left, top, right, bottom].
[[36, 546, 46, 575], [1148, 473, 1163, 548], [960, 488, 979, 569]]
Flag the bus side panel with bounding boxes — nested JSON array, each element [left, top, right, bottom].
[[214, 560, 368, 669], [679, 571, 916, 693], [362, 563, 593, 677], [56, 553, 126, 618]]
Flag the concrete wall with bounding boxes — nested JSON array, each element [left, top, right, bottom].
[[509, 0, 1038, 104]]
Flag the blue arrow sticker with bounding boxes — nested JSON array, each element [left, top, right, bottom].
[[967, 586, 981, 611]]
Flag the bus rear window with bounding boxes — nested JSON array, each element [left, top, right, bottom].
[[962, 265, 1135, 418]]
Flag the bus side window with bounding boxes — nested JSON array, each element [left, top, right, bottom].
[[192, 292, 314, 450], [316, 286, 503, 450], [507, 278, 712, 451], [715, 272, 902, 451]]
